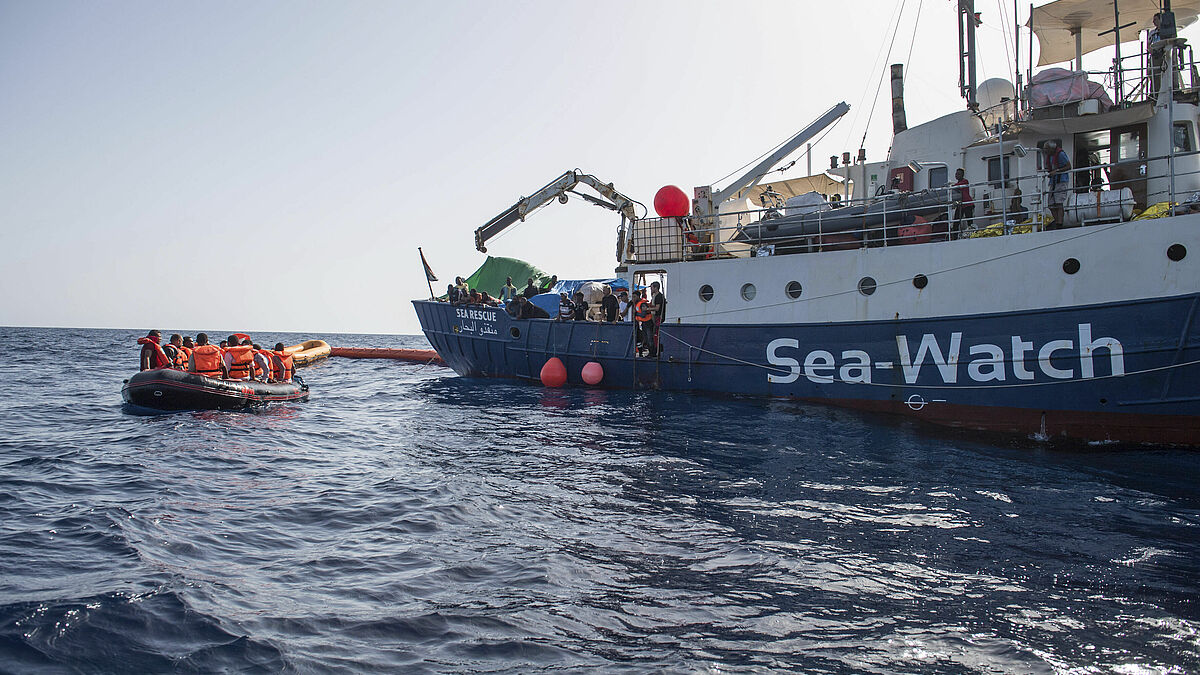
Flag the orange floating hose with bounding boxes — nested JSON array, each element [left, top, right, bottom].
[[329, 347, 445, 366]]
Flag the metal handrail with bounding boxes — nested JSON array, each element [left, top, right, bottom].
[[624, 148, 1200, 263]]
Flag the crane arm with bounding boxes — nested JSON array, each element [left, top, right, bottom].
[[711, 102, 850, 206], [474, 170, 641, 252]]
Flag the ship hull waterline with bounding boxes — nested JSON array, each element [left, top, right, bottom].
[[414, 296, 1200, 446]]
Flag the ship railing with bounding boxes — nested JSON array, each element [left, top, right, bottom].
[[624, 149, 1200, 264], [1016, 39, 1199, 112], [1107, 40, 1199, 106]]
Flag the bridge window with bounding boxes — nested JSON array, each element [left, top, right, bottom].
[[987, 155, 1011, 188], [1174, 122, 1193, 153], [928, 166, 948, 189]]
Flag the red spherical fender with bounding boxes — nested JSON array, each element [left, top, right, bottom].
[[654, 185, 690, 218], [540, 357, 567, 387], [581, 361, 604, 385]]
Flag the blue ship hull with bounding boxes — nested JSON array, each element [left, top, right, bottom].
[[414, 296, 1200, 445]]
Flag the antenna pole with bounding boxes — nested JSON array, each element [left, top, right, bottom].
[[958, 0, 979, 106]]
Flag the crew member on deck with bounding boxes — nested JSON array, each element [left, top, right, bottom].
[[557, 292, 573, 321], [600, 286, 619, 323], [649, 281, 667, 356], [953, 168, 975, 236], [500, 277, 517, 303], [572, 291, 589, 321], [188, 333, 227, 379], [632, 290, 653, 356], [1044, 140, 1072, 229]]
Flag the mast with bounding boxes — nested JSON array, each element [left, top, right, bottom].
[[958, 0, 979, 107], [1014, 0, 1021, 107]]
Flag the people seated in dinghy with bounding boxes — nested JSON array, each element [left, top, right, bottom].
[[136, 330, 294, 383]]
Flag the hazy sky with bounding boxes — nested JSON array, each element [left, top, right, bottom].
[[3, 1, 1194, 335]]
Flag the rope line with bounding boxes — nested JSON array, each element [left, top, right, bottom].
[[860, 0, 908, 152]]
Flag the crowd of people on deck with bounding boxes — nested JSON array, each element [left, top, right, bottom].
[[440, 273, 668, 356], [137, 330, 295, 382]]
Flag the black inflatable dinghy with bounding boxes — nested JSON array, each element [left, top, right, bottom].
[[121, 368, 309, 412]]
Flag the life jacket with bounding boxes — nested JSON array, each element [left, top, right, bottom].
[[634, 298, 653, 322], [271, 350, 294, 382], [190, 344, 224, 378], [167, 345, 191, 370], [225, 345, 255, 380], [137, 337, 170, 370]]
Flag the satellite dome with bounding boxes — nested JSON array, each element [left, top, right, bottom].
[[977, 78, 1016, 113]]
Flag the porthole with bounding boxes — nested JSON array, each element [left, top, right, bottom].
[[1168, 244, 1187, 261], [741, 283, 757, 301], [785, 281, 803, 299], [698, 284, 714, 302], [858, 277, 877, 296], [1063, 258, 1081, 275], [510, 326, 521, 338], [912, 274, 928, 289]]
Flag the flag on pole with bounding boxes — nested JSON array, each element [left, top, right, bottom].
[[419, 247, 438, 282]]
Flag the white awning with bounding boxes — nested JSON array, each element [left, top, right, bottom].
[[1028, 0, 1200, 67], [732, 173, 847, 204]]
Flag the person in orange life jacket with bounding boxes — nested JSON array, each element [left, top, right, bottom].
[[632, 290, 654, 356], [270, 342, 295, 383], [188, 333, 227, 379], [138, 329, 171, 371], [163, 333, 191, 369], [182, 335, 195, 352], [223, 335, 257, 380], [251, 343, 274, 382], [952, 168, 974, 237]]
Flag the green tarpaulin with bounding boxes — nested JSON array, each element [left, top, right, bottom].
[[445, 256, 549, 299]]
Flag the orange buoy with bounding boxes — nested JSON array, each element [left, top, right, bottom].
[[540, 357, 567, 387], [581, 361, 603, 385]]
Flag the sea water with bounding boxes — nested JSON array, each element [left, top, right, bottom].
[[1, 326, 1198, 673]]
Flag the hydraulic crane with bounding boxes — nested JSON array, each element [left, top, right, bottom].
[[473, 170, 643, 253]]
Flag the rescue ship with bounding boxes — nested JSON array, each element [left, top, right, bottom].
[[413, 0, 1200, 445]]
